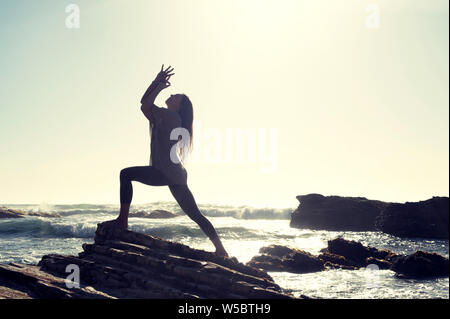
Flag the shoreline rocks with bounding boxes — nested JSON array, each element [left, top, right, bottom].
[[375, 197, 449, 239], [0, 224, 297, 299], [247, 238, 449, 279], [0, 207, 61, 218], [323, 237, 399, 268], [290, 194, 449, 239], [0, 263, 113, 298], [246, 245, 325, 274], [289, 194, 390, 231], [390, 251, 450, 279]]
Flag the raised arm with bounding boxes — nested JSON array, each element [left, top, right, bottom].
[[140, 64, 174, 121], [141, 64, 174, 104], [140, 80, 160, 105]]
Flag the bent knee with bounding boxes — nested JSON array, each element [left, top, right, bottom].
[[120, 168, 131, 181]]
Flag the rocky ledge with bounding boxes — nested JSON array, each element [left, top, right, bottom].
[[375, 197, 449, 239], [290, 194, 449, 239], [289, 194, 390, 231], [0, 224, 297, 299], [247, 238, 449, 279]]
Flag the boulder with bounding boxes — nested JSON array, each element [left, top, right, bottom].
[[247, 240, 398, 273], [247, 238, 448, 279], [375, 197, 449, 239], [325, 237, 398, 267], [322, 238, 449, 277], [289, 194, 390, 231], [317, 251, 359, 270], [0, 263, 113, 298], [259, 245, 298, 258], [247, 245, 325, 274], [366, 257, 392, 270], [0, 224, 296, 299], [130, 209, 178, 219], [390, 251, 449, 279]]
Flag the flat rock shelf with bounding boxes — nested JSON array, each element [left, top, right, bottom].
[[0, 224, 298, 299]]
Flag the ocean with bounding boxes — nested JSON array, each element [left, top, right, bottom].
[[0, 202, 448, 299]]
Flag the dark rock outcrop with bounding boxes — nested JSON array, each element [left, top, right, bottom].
[[325, 237, 399, 268], [248, 240, 397, 273], [289, 194, 389, 231], [375, 197, 449, 239], [0, 207, 60, 218], [0, 263, 113, 298], [390, 251, 450, 279], [130, 209, 178, 219], [317, 251, 359, 270], [289, 194, 449, 239], [0, 224, 296, 299], [248, 238, 448, 279], [246, 245, 324, 274]]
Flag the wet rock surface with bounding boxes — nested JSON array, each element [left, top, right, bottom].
[[375, 197, 449, 239], [248, 238, 449, 279], [324, 237, 399, 268], [246, 245, 325, 274], [0, 224, 296, 299], [390, 251, 450, 279]]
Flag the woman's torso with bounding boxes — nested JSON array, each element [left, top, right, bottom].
[[149, 107, 187, 185]]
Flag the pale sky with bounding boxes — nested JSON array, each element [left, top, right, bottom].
[[0, 0, 448, 208]]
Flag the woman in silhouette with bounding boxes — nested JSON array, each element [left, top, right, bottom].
[[101, 64, 228, 257]]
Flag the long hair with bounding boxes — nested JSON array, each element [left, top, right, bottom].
[[176, 94, 194, 164]]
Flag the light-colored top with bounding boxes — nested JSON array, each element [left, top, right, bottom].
[[149, 106, 188, 185]]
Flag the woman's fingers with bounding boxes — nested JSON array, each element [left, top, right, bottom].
[[164, 65, 174, 73], [159, 64, 174, 82]]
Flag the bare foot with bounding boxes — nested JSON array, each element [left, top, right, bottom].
[[99, 218, 127, 230], [215, 248, 229, 257]]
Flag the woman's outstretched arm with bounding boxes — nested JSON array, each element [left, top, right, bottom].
[[140, 80, 161, 104], [141, 64, 174, 104], [140, 64, 174, 121], [140, 81, 163, 122]]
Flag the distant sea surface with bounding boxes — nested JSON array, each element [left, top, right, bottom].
[[0, 202, 448, 299]]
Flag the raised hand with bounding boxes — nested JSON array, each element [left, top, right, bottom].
[[155, 64, 175, 89], [141, 64, 175, 104]]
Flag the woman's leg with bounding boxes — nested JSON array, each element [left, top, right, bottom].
[[168, 184, 228, 257], [102, 166, 170, 229]]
